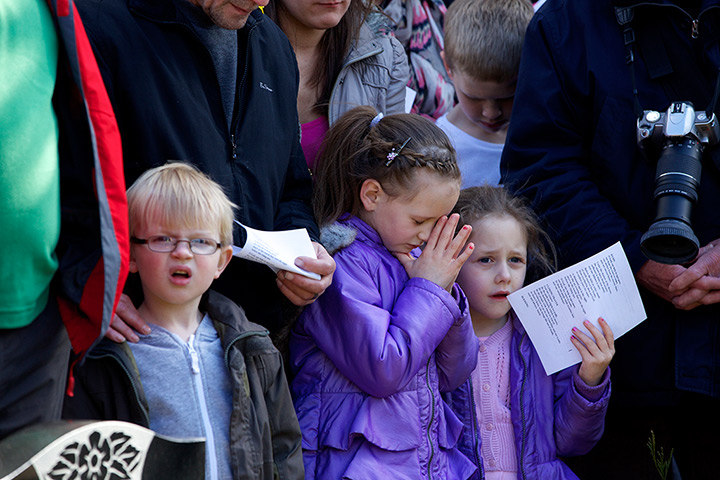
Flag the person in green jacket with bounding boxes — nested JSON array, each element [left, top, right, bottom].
[[0, 0, 128, 440]]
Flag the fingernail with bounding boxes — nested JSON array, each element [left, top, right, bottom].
[[143, 326, 151, 334], [599, 318, 605, 323], [572, 327, 578, 332], [462, 225, 469, 230], [285, 272, 294, 281], [295, 258, 305, 268], [583, 320, 590, 326]]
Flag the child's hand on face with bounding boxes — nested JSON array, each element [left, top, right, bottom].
[[571, 318, 615, 386], [395, 213, 474, 292]]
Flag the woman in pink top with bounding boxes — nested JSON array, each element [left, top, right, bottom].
[[265, 0, 409, 170], [446, 185, 615, 479]]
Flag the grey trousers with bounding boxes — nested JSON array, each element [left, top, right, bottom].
[[0, 296, 70, 440]]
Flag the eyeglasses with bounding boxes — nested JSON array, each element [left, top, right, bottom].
[[131, 235, 223, 255]]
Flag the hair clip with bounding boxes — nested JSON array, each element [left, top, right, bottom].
[[385, 137, 412, 166], [370, 112, 384, 128]]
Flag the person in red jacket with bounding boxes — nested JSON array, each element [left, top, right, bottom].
[[0, 0, 128, 439]]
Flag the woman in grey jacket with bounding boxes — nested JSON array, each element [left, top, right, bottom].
[[266, 0, 410, 170]]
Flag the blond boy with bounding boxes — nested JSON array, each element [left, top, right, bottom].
[[63, 163, 304, 480], [437, 0, 533, 187]]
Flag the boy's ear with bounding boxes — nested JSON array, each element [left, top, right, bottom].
[[214, 245, 233, 279], [359, 179, 384, 212], [129, 245, 139, 274], [441, 51, 453, 81]]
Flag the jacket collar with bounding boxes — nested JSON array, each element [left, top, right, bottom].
[[200, 289, 268, 352], [128, 0, 180, 21], [509, 310, 526, 336], [341, 214, 384, 248], [89, 336, 136, 361], [612, 0, 719, 12], [344, 21, 383, 66], [89, 290, 267, 358], [128, 0, 262, 30]]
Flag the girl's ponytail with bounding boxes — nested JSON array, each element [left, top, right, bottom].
[[313, 106, 378, 227]]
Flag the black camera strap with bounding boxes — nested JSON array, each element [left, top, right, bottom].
[[707, 68, 720, 117], [615, 4, 720, 117], [615, 6, 645, 118]]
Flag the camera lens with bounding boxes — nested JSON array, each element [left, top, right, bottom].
[[640, 137, 702, 264]]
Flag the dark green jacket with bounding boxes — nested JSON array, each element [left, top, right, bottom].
[[63, 290, 304, 480]]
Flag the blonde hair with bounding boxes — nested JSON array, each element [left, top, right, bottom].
[[453, 185, 556, 283], [127, 162, 236, 246], [444, 0, 533, 82]]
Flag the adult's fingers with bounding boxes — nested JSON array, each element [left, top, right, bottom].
[[106, 294, 149, 343]]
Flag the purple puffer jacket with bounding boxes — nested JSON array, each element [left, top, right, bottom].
[[445, 313, 611, 480], [290, 215, 479, 480]]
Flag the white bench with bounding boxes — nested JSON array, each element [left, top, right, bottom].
[[0, 421, 204, 480]]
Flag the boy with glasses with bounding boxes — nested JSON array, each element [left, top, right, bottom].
[[63, 162, 304, 480]]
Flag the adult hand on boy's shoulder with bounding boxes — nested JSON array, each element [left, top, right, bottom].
[[105, 293, 151, 343], [275, 242, 336, 306]]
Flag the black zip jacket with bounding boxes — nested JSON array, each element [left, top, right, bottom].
[[75, 0, 318, 333], [502, 0, 720, 401]]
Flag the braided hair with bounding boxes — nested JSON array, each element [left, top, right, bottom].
[[313, 106, 461, 227]]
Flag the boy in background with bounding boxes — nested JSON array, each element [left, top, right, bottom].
[[437, 0, 533, 187], [63, 162, 304, 480]]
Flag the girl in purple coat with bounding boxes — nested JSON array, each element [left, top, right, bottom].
[[447, 185, 615, 479], [290, 106, 480, 479]]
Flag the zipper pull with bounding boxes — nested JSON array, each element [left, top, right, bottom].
[[187, 335, 200, 374], [692, 19, 699, 39], [231, 134, 238, 160]]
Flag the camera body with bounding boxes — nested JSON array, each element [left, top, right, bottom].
[[637, 101, 720, 146], [636, 101, 720, 264]]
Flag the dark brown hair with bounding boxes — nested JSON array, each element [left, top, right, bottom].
[[266, 0, 373, 116], [313, 106, 460, 227], [452, 185, 557, 283]]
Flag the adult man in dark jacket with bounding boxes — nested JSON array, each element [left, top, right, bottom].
[[74, 0, 335, 341], [502, 0, 720, 478]]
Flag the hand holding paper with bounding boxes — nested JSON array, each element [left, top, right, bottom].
[[570, 318, 615, 386], [232, 220, 321, 280], [508, 242, 646, 375], [276, 242, 336, 306]]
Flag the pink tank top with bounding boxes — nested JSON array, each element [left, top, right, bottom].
[[301, 116, 329, 171]]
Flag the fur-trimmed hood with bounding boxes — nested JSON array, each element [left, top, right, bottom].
[[319, 222, 358, 255]]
